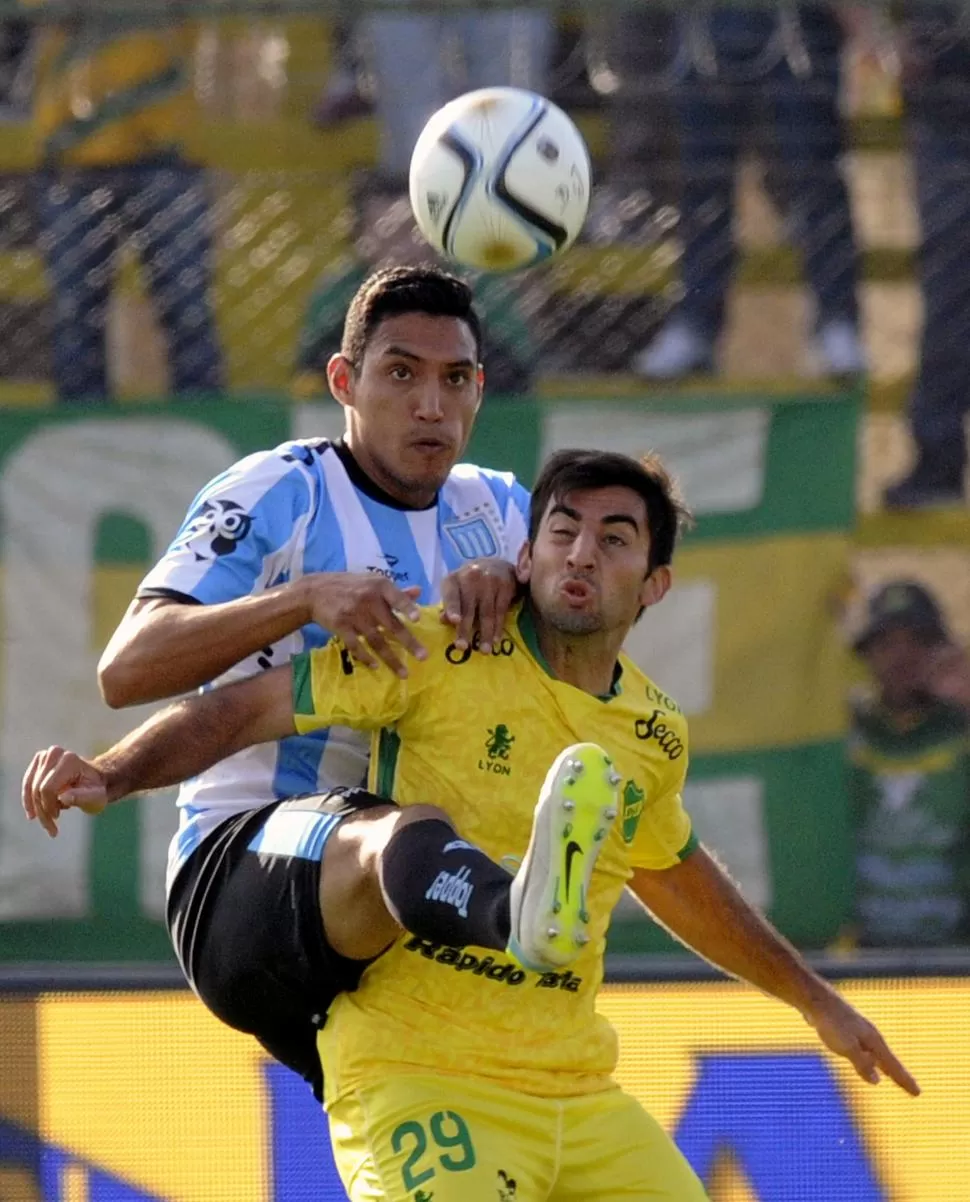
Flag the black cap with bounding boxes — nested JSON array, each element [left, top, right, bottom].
[[853, 580, 949, 653]]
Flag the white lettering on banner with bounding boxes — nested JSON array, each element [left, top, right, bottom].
[[623, 579, 716, 717], [0, 419, 237, 919], [539, 406, 769, 515], [683, 776, 771, 910]]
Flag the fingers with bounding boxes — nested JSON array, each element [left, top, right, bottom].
[[475, 584, 500, 655], [340, 630, 379, 671], [867, 1031, 921, 1097], [439, 574, 464, 634], [22, 746, 68, 838], [440, 561, 518, 653], [389, 584, 421, 622], [61, 785, 109, 812], [452, 573, 478, 652], [338, 584, 427, 678], [21, 752, 43, 822], [22, 747, 107, 839], [359, 626, 407, 679]]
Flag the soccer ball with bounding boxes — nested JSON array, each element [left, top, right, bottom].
[[408, 87, 592, 273]]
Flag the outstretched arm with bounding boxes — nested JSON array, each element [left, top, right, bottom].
[[23, 665, 296, 837], [629, 847, 921, 1097]]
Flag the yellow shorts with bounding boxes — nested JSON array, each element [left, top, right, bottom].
[[327, 1072, 707, 1201]]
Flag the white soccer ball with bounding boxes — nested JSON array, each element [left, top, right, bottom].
[[409, 87, 592, 273]]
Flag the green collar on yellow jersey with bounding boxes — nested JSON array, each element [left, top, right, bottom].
[[516, 603, 623, 702]]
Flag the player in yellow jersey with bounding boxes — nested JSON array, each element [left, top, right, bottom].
[[24, 448, 920, 1201]]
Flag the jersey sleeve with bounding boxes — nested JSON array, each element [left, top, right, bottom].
[[291, 609, 444, 734], [504, 477, 530, 558], [627, 735, 698, 871], [480, 468, 530, 561], [138, 445, 316, 605]]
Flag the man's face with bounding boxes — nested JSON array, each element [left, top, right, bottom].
[[518, 486, 667, 637], [329, 311, 483, 504], [862, 626, 938, 708]]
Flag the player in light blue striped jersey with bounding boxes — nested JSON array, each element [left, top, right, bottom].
[[97, 265, 530, 898]]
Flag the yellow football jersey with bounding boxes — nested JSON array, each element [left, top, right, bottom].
[[292, 602, 696, 1102]]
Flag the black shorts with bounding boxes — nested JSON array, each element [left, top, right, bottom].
[[166, 789, 388, 1101]]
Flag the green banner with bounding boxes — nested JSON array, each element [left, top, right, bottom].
[[0, 391, 859, 960]]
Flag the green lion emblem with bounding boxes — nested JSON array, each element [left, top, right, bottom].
[[486, 724, 515, 760], [621, 779, 645, 844]]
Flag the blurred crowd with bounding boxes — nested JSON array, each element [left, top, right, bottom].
[[0, 3, 964, 508]]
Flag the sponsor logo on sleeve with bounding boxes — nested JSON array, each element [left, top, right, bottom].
[[173, 498, 253, 562]]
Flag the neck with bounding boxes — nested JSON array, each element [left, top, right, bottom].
[[342, 430, 437, 509], [526, 601, 625, 697]]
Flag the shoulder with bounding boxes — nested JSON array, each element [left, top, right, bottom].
[[619, 657, 684, 718], [444, 462, 528, 507], [198, 440, 330, 495], [181, 441, 333, 537], [617, 658, 688, 753]]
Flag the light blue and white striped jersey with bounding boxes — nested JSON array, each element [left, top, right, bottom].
[[138, 438, 530, 891]]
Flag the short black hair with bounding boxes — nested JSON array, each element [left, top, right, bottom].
[[528, 448, 693, 573], [340, 265, 483, 372]]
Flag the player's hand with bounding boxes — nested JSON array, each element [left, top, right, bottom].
[[304, 573, 427, 677], [440, 559, 519, 654], [805, 993, 920, 1097], [22, 747, 109, 839]]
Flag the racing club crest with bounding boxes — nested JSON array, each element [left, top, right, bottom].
[[444, 516, 499, 559]]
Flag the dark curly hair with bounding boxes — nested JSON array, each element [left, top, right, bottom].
[[340, 265, 483, 373], [528, 448, 693, 573]]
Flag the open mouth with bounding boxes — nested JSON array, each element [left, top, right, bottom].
[[560, 578, 595, 604]]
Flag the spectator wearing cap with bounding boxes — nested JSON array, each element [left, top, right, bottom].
[[845, 581, 970, 948]]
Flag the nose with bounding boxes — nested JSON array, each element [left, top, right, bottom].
[[414, 381, 445, 421], [565, 529, 597, 570]]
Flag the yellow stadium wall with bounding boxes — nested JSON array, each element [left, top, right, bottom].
[[0, 974, 962, 1201]]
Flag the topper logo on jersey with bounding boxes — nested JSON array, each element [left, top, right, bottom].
[[425, 864, 474, 917], [635, 709, 685, 760], [444, 515, 499, 559], [366, 552, 410, 584], [173, 498, 253, 561]]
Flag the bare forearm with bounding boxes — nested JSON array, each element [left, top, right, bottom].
[[94, 675, 294, 800], [630, 848, 836, 1017], [99, 584, 312, 706]]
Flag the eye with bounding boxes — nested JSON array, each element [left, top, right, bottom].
[[389, 364, 412, 381], [603, 533, 628, 547], [448, 370, 472, 387], [549, 525, 577, 540]]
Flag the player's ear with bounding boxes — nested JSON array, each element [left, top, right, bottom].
[[327, 353, 355, 409], [515, 539, 533, 586], [639, 566, 671, 612]]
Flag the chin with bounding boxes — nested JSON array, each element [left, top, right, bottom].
[[549, 608, 603, 636]]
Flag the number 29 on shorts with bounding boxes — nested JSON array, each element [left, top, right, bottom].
[[390, 1110, 477, 1194]]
